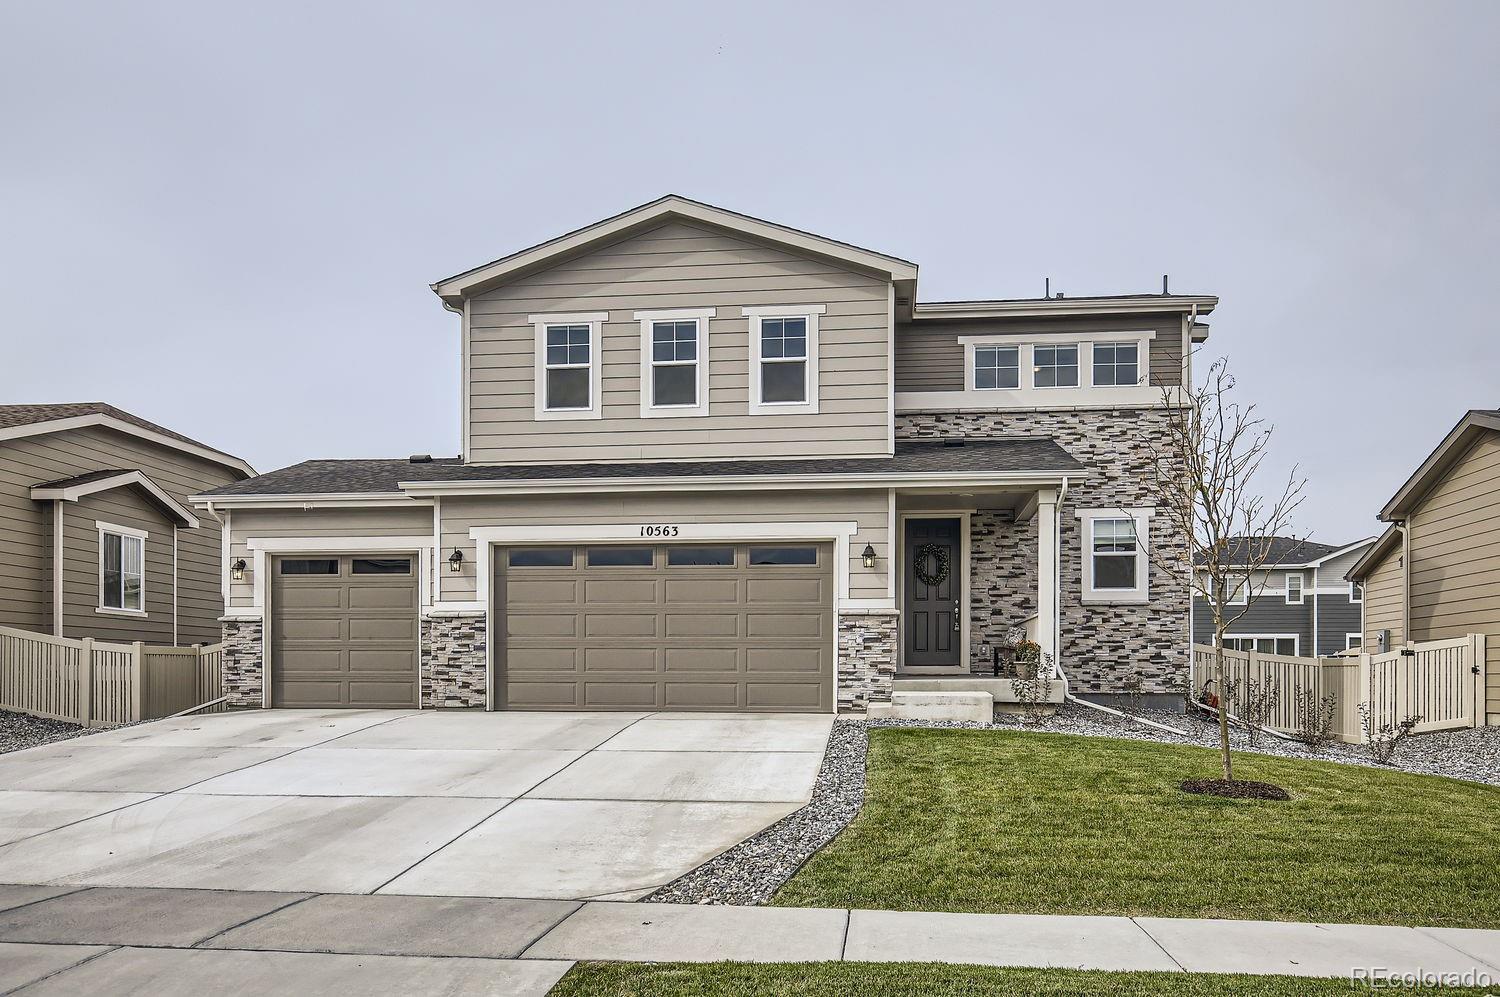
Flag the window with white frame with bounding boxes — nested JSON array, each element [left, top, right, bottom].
[[745, 305, 822, 414], [1225, 574, 1249, 604], [1284, 572, 1304, 605], [1345, 633, 1363, 650], [1033, 344, 1079, 387], [636, 308, 714, 417], [1223, 635, 1298, 656], [1077, 508, 1151, 603], [1091, 342, 1139, 386], [1349, 580, 1363, 603], [973, 345, 1020, 389], [98, 522, 145, 613], [531, 312, 606, 420]]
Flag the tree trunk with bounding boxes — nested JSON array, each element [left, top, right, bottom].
[[1213, 626, 1234, 782]]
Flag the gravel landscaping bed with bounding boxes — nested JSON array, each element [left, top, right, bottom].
[[646, 718, 869, 906], [0, 709, 96, 754]]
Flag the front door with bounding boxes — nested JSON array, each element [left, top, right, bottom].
[[904, 518, 962, 666]]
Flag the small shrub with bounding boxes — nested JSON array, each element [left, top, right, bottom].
[[1235, 676, 1278, 747], [1291, 684, 1338, 752], [1121, 673, 1145, 713], [1010, 652, 1055, 723], [1360, 703, 1422, 765]]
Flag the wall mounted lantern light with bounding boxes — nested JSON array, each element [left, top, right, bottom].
[[861, 543, 877, 569], [448, 549, 464, 573], [230, 558, 246, 581]]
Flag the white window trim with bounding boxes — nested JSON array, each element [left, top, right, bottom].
[[955, 331, 1156, 407], [1284, 571, 1305, 605], [1223, 634, 1301, 655], [744, 305, 824, 415], [636, 308, 714, 418], [1349, 580, 1363, 603], [1345, 633, 1363, 650], [1225, 573, 1250, 605], [531, 312, 607, 421], [97, 520, 147, 616], [1075, 507, 1152, 604], [965, 343, 1022, 392]]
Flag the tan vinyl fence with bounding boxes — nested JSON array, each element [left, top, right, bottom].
[[1191, 634, 1487, 744], [0, 625, 225, 728]]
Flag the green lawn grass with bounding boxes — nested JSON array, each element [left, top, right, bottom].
[[770, 729, 1500, 927], [549, 963, 1496, 996]]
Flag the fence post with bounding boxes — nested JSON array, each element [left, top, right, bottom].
[[1356, 651, 1372, 744], [78, 637, 94, 728], [1474, 633, 1488, 728], [131, 641, 146, 723]]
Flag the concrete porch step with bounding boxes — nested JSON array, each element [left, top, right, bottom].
[[893, 676, 1066, 704], [867, 691, 993, 722]]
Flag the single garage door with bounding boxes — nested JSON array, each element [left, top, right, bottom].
[[498, 543, 834, 712], [270, 554, 419, 708]]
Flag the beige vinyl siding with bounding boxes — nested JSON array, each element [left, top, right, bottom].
[[226, 505, 435, 609], [466, 220, 892, 463], [0, 427, 240, 643], [439, 489, 892, 603], [894, 313, 1186, 392], [1404, 433, 1500, 716], [1361, 543, 1405, 650]]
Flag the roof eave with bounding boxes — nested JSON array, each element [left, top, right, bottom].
[[911, 296, 1218, 321], [1379, 410, 1500, 520], [396, 468, 1086, 497], [0, 414, 255, 478], [1347, 524, 1403, 581], [33, 470, 201, 528]]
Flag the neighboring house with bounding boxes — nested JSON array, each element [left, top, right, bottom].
[[1348, 409, 1500, 725], [193, 195, 1217, 713], [1191, 536, 1375, 657], [0, 403, 253, 645]]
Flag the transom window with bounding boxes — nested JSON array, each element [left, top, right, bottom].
[[1090, 518, 1138, 590], [280, 559, 338, 575], [99, 525, 145, 612], [1091, 342, 1139, 386], [1033, 344, 1079, 387], [748, 546, 817, 565], [509, 548, 573, 568], [759, 317, 808, 403], [651, 320, 699, 407], [973, 346, 1020, 390], [544, 324, 592, 411]]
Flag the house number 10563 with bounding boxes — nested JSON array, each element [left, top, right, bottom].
[[639, 525, 680, 537]]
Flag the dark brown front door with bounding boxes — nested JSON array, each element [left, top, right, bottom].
[[905, 518, 961, 666]]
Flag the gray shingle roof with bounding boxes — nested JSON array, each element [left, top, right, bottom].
[[199, 437, 1087, 497], [31, 468, 136, 490], [1194, 536, 1342, 568], [0, 403, 209, 447]]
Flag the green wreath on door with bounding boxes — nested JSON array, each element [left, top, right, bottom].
[[913, 543, 951, 587]]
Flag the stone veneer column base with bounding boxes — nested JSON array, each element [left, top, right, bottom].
[[422, 613, 487, 709], [220, 618, 264, 709], [837, 609, 899, 713]]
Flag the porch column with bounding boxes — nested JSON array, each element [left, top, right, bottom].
[[1036, 488, 1059, 665]]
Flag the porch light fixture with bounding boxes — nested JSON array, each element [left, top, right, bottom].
[[861, 543, 877, 569], [448, 549, 464, 572], [230, 558, 246, 581]]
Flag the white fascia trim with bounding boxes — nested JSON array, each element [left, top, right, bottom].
[[745, 306, 823, 416], [399, 470, 1082, 497], [1075, 507, 1153, 605], [1301, 537, 1379, 567], [0, 415, 255, 476], [913, 296, 1217, 319], [243, 536, 435, 613], [189, 493, 428, 509], [532, 312, 607, 422], [637, 308, 714, 419], [34, 471, 200, 528], [469, 520, 861, 609], [897, 386, 1185, 412]]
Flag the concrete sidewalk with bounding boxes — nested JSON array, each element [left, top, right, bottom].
[[2, 885, 1498, 994]]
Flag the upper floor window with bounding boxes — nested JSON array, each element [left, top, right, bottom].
[[1091, 342, 1139, 386], [98, 521, 146, 614], [636, 308, 714, 418], [744, 305, 823, 415], [1077, 508, 1151, 604], [1284, 572, 1304, 604], [530, 312, 607, 421], [1033, 344, 1079, 387], [973, 346, 1020, 389]]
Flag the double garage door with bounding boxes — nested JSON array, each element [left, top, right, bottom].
[[268, 543, 835, 713], [498, 542, 835, 713]]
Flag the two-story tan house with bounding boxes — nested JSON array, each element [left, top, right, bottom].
[[1, 403, 253, 645], [194, 196, 1215, 713]]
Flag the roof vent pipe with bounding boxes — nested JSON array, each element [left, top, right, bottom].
[[1162, 274, 1170, 294], [409, 454, 433, 463]]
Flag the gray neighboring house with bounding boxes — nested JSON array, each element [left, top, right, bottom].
[[1191, 536, 1376, 657], [193, 194, 1218, 713], [0, 403, 254, 645]]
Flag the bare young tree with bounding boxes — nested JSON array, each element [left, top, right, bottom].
[[1140, 356, 1305, 782]]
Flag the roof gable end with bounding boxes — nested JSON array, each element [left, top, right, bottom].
[[1379, 409, 1500, 521]]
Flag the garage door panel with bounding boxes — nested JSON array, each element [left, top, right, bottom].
[[500, 542, 832, 713], [664, 647, 739, 672], [271, 555, 418, 709]]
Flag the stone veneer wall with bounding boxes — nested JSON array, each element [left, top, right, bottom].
[[421, 614, 488, 708], [221, 618, 264, 708], [837, 609, 898, 712], [899, 408, 1190, 695]]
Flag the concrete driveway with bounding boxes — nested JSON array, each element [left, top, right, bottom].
[[0, 709, 831, 901]]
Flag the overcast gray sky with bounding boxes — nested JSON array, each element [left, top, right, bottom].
[[3, 1, 1496, 542]]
